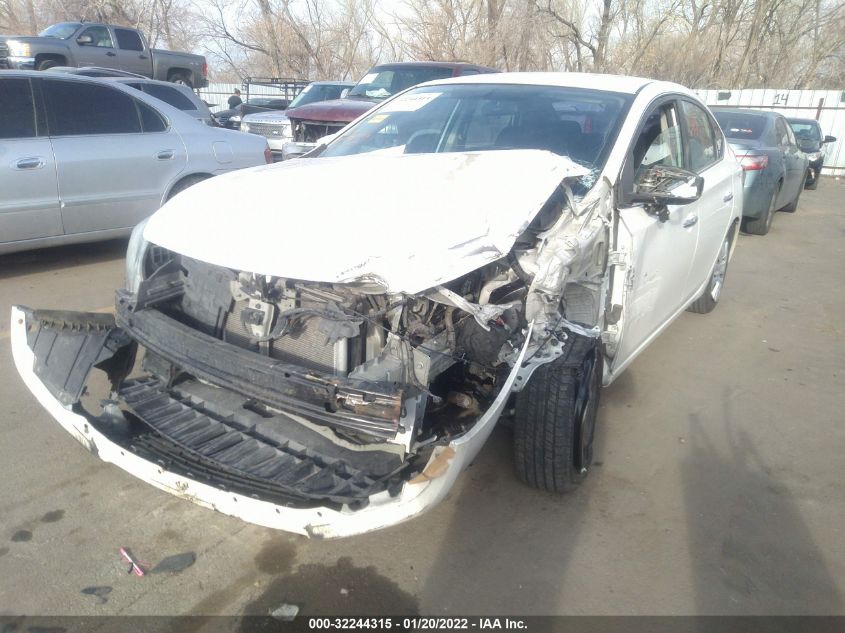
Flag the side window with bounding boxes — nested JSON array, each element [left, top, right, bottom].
[[460, 69, 481, 76], [79, 26, 113, 48], [633, 101, 684, 173], [44, 80, 141, 136], [143, 84, 195, 111], [138, 101, 167, 133], [0, 78, 37, 139], [681, 101, 718, 172], [775, 118, 791, 147], [115, 28, 144, 51]]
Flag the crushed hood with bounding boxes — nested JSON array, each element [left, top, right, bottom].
[[144, 150, 588, 294]]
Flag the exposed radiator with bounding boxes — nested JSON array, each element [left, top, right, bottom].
[[223, 299, 348, 375]]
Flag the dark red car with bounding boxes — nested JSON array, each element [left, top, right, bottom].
[[281, 61, 498, 159]]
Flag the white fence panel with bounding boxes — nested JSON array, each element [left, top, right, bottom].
[[696, 88, 845, 176]]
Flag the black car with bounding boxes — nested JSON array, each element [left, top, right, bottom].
[[787, 118, 837, 189], [213, 97, 291, 129]]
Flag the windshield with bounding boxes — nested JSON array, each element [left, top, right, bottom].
[[713, 111, 767, 140], [788, 121, 821, 144], [288, 83, 350, 109], [347, 67, 455, 100], [39, 23, 81, 39], [321, 84, 632, 193]]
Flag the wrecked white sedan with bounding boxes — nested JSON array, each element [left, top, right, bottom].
[[12, 73, 741, 538]]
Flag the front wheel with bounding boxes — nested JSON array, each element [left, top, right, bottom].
[[513, 334, 602, 493], [688, 225, 734, 314]]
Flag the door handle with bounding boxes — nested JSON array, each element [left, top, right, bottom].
[[723, 192, 734, 202], [683, 215, 699, 228], [156, 150, 175, 160], [14, 157, 45, 170], [106, 51, 117, 56], [139, 54, 148, 59]]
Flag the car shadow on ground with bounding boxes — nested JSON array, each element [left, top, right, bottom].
[[681, 389, 843, 614], [0, 239, 128, 282]]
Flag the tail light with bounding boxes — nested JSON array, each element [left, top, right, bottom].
[[264, 146, 273, 164], [736, 153, 768, 171], [202, 62, 208, 77]]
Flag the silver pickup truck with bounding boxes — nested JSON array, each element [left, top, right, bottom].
[[0, 22, 207, 87]]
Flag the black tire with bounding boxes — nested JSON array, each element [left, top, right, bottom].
[[805, 174, 818, 191], [781, 181, 802, 213], [166, 175, 207, 201], [168, 71, 192, 87], [36, 58, 60, 71], [513, 334, 602, 493], [744, 183, 779, 235], [688, 223, 734, 314]]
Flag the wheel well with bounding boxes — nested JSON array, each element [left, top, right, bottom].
[[167, 68, 192, 80], [35, 53, 66, 66], [164, 173, 212, 202]]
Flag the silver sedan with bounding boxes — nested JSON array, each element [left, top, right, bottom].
[[1, 70, 270, 255]]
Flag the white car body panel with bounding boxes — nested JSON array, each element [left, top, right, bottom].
[[144, 150, 588, 294]]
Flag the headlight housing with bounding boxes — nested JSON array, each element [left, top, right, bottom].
[[7, 40, 32, 57], [125, 218, 151, 293], [807, 151, 822, 161], [230, 115, 242, 123]]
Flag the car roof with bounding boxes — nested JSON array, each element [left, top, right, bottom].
[[786, 117, 818, 125], [309, 80, 356, 86], [412, 71, 689, 95], [712, 107, 781, 119], [109, 76, 192, 89], [371, 61, 499, 73]]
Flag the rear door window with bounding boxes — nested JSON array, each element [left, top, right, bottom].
[[0, 78, 37, 139], [681, 101, 718, 172], [44, 79, 142, 135], [142, 84, 196, 111], [115, 28, 144, 51]]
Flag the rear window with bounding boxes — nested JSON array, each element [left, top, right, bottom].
[[0, 78, 37, 139], [44, 80, 141, 135], [143, 84, 196, 111], [713, 111, 767, 140]]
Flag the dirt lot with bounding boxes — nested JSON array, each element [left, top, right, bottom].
[[1, 180, 843, 617]]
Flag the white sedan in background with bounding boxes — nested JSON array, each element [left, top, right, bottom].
[[12, 72, 741, 537], [0, 70, 270, 255]]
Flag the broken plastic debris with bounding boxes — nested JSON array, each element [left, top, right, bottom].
[[119, 547, 148, 576], [151, 551, 196, 574], [270, 603, 300, 621], [409, 446, 456, 484]]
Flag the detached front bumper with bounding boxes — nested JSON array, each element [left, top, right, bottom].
[[10, 305, 528, 538]]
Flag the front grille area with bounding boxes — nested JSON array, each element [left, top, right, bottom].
[[290, 119, 346, 143], [223, 299, 348, 375], [247, 121, 289, 138]]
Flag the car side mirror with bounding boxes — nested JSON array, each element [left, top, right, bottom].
[[340, 88, 350, 99], [76, 34, 94, 45], [824, 135, 837, 144], [630, 165, 704, 208]]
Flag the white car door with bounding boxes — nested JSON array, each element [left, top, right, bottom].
[[608, 97, 702, 376], [42, 77, 187, 235], [0, 76, 62, 246], [679, 99, 738, 293]]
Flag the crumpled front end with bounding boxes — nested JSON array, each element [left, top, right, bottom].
[[11, 303, 530, 538], [11, 157, 615, 537]]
